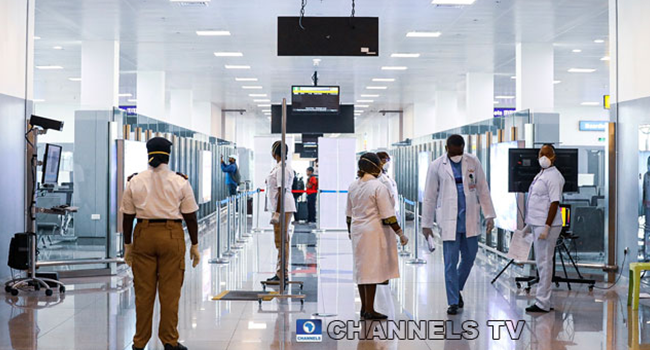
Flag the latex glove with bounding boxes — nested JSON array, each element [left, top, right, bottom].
[[422, 227, 434, 239], [123, 244, 133, 267], [190, 244, 201, 268], [486, 218, 495, 234], [270, 212, 280, 225], [396, 229, 409, 246], [538, 225, 551, 240]]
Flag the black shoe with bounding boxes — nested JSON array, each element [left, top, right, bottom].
[[525, 304, 549, 313], [266, 275, 280, 282], [164, 343, 188, 350], [132, 346, 144, 350], [458, 292, 464, 309], [364, 311, 388, 320], [447, 304, 459, 315]]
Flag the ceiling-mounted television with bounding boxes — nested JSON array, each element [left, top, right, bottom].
[[271, 105, 355, 134], [291, 86, 340, 113]]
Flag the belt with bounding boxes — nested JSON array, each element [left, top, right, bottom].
[[137, 219, 182, 223]]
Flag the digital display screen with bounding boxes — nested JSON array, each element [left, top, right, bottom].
[[271, 105, 355, 134], [291, 86, 340, 113], [42, 144, 62, 185]]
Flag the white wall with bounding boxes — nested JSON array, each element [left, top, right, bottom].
[[557, 107, 609, 147], [615, 0, 650, 102], [0, 0, 33, 99], [210, 103, 222, 138], [192, 101, 211, 135]]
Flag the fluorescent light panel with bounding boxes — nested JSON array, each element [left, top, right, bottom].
[[390, 53, 420, 58], [254, 99, 270, 102], [381, 66, 408, 71], [258, 104, 271, 107], [366, 86, 388, 90], [33, 99, 45, 102], [127, 99, 137, 102], [594, 39, 605, 43], [356, 104, 370, 108], [242, 86, 262, 89], [214, 52, 243, 57], [236, 77, 257, 81], [361, 94, 379, 98], [53, 46, 63, 50], [356, 100, 374, 103], [581, 102, 600, 106], [495, 95, 515, 99], [601, 56, 611, 61], [118, 93, 132, 97], [568, 68, 596, 73], [554, 80, 561, 84], [372, 78, 395, 82], [225, 65, 250, 69], [406, 31, 441, 38], [68, 77, 81, 82], [572, 49, 582, 53], [432, 0, 475, 4], [36, 65, 63, 70], [196, 30, 230, 36], [249, 94, 267, 97]]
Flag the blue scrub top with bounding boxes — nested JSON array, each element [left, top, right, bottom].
[[450, 159, 466, 233]]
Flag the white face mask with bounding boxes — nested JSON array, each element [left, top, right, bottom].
[[450, 155, 462, 163], [539, 156, 552, 169], [383, 161, 391, 171]]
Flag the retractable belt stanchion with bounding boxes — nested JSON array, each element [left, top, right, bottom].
[[242, 191, 252, 238], [406, 198, 427, 265], [311, 189, 325, 234], [398, 195, 411, 257], [253, 189, 264, 232], [236, 193, 247, 244], [222, 196, 237, 257], [209, 199, 230, 264], [231, 194, 244, 250]]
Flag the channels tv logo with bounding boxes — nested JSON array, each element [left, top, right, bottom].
[[296, 319, 322, 342]]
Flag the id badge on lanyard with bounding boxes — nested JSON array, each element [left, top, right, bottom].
[[468, 169, 477, 192]]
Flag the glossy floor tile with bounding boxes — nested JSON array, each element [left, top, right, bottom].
[[0, 220, 646, 349]]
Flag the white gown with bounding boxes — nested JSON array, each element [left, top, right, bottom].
[[346, 174, 400, 284]]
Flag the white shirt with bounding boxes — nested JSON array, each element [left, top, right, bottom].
[[120, 164, 199, 219], [265, 162, 297, 213], [378, 173, 399, 212], [525, 166, 565, 227]]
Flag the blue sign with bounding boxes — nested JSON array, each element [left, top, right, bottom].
[[119, 105, 137, 116], [296, 319, 322, 342], [579, 121, 607, 132], [494, 108, 516, 117]]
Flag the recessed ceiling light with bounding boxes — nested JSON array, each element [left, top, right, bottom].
[[225, 65, 250, 69], [356, 104, 370, 108], [357, 100, 374, 103], [236, 78, 258, 82], [372, 78, 395, 82], [33, 99, 45, 102], [361, 94, 379, 98], [355, 110, 365, 113], [568, 68, 596, 73], [196, 30, 231, 36], [594, 39, 605, 43], [214, 52, 243, 57], [366, 86, 388, 90], [572, 49, 582, 53], [381, 66, 408, 71], [581, 102, 600, 106], [36, 65, 63, 70], [33, 36, 41, 40], [53, 46, 63, 50], [262, 109, 271, 112], [127, 99, 137, 103], [554, 80, 562, 84], [254, 99, 270, 102], [390, 53, 420, 58], [601, 56, 611, 61], [68, 77, 81, 82], [258, 104, 271, 107], [431, 0, 475, 4], [242, 86, 262, 89], [406, 31, 442, 38], [495, 95, 515, 99], [249, 94, 267, 97], [493, 101, 499, 104], [510, 76, 516, 80]]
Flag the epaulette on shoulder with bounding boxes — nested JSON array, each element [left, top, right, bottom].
[[127, 173, 138, 181], [176, 172, 189, 180]]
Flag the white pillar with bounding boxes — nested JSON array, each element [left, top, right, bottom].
[[0, 0, 34, 99], [137, 71, 166, 119], [516, 43, 554, 112], [210, 103, 222, 138], [434, 91, 459, 132], [80, 41, 119, 109], [169, 89, 193, 129], [192, 101, 211, 134], [466, 72, 494, 124]]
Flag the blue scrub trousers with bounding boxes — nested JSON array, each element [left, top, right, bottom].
[[442, 230, 479, 306]]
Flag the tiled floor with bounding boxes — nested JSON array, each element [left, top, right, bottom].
[[0, 220, 646, 349]]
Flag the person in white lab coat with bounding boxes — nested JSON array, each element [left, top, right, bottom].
[[524, 144, 565, 313], [346, 152, 408, 320], [377, 152, 400, 219], [421, 135, 496, 315], [265, 141, 296, 283]]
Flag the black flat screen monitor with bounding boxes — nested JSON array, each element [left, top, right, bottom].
[[292, 86, 340, 113], [508, 148, 579, 193], [42, 143, 62, 185], [271, 105, 355, 134]]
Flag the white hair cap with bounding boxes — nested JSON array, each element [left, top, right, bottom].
[[228, 154, 238, 161]]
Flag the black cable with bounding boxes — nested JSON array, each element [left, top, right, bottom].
[[593, 250, 626, 290], [299, 0, 307, 30]]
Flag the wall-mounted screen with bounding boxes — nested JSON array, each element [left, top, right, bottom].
[[271, 105, 355, 134], [200, 150, 212, 203], [123, 140, 148, 187], [292, 86, 340, 113]]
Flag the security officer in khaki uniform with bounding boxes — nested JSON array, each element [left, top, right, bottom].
[[120, 137, 201, 350]]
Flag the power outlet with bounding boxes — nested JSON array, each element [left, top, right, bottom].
[[91, 214, 101, 221]]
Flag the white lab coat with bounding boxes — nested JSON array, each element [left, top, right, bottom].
[[422, 153, 496, 241], [346, 174, 400, 284], [265, 162, 297, 213], [525, 166, 565, 227], [378, 173, 400, 215]]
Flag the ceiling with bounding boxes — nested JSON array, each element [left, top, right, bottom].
[[32, 0, 610, 121]]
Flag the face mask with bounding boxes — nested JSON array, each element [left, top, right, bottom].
[[383, 161, 391, 171], [539, 156, 552, 169], [450, 155, 462, 163]]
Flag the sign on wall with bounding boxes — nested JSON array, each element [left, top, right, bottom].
[[579, 121, 608, 132]]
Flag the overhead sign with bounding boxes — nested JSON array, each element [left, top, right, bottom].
[[494, 108, 516, 117], [579, 121, 608, 132]]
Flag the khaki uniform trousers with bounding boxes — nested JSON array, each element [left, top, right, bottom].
[[273, 213, 293, 277], [132, 220, 186, 348]]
